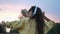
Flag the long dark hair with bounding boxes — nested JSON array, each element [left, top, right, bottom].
[[28, 6, 44, 34]]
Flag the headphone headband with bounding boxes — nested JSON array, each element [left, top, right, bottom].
[[33, 6, 37, 16]]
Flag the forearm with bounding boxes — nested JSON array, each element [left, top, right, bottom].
[[44, 16, 51, 21]]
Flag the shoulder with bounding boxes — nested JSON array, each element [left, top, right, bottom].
[[21, 17, 30, 21]]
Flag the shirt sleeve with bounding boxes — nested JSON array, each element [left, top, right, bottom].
[[6, 20, 20, 28], [13, 19, 26, 30], [44, 21, 55, 34]]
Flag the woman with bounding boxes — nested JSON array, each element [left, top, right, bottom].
[[6, 6, 55, 34]]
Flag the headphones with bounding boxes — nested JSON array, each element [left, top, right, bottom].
[[33, 6, 37, 16]]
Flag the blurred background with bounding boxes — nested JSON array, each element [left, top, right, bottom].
[[0, 0, 60, 33], [0, 0, 60, 23]]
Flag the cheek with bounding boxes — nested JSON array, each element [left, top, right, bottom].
[[30, 14, 33, 16], [29, 13, 32, 16], [28, 11, 33, 17], [29, 12, 33, 15]]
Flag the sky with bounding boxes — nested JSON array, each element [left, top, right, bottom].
[[0, 0, 60, 22]]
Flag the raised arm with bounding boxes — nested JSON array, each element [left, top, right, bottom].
[[42, 12, 51, 21]]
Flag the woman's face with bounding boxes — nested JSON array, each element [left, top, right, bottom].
[[28, 10, 33, 18]]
